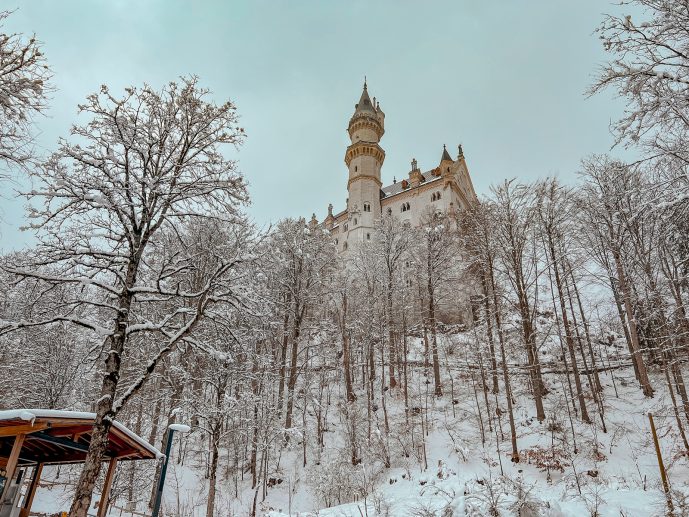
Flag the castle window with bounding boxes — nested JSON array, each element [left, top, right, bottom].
[[406, 278, 412, 287], [363, 203, 370, 212], [431, 192, 441, 202], [354, 218, 358, 225], [343, 242, 348, 251], [355, 166, 358, 172], [344, 223, 348, 231], [335, 238, 338, 245], [400, 202, 411, 212], [367, 233, 370, 240], [387, 207, 392, 216]]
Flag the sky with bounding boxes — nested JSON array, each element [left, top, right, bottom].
[[1, 0, 630, 250]]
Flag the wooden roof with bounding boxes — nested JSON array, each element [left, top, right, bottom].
[[0, 410, 161, 466]]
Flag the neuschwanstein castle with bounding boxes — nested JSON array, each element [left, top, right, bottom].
[[321, 82, 479, 252]]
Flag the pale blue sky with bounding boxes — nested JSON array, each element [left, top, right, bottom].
[[1, 1, 628, 250]]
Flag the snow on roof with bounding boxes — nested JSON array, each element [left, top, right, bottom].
[[381, 170, 442, 198], [0, 409, 163, 460]]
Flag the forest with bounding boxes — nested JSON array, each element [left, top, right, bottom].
[[1, 1, 689, 515]]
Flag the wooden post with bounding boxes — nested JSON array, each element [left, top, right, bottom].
[[97, 458, 118, 517], [648, 412, 673, 513], [0, 434, 25, 503], [19, 463, 43, 517]]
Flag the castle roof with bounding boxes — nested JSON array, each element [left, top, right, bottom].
[[441, 144, 452, 162], [354, 81, 376, 113], [381, 169, 442, 198]]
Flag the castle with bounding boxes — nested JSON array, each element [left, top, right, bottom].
[[321, 82, 479, 252]]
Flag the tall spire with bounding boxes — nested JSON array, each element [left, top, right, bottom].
[[355, 79, 375, 113], [441, 144, 452, 162]]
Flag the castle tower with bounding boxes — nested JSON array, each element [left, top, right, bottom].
[[343, 81, 385, 248]]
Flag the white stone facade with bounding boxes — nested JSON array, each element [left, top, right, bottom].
[[323, 83, 479, 253]]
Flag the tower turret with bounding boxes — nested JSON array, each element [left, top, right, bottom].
[[343, 81, 385, 249]]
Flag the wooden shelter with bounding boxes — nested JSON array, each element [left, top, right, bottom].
[[0, 410, 161, 517]]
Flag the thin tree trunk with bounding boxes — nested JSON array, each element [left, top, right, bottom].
[[546, 233, 590, 423], [486, 257, 519, 462], [481, 273, 499, 393], [612, 249, 654, 397]]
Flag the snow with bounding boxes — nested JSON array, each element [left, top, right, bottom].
[[0, 409, 163, 460], [168, 423, 191, 433]]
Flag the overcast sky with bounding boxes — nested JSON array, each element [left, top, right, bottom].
[[1, 0, 630, 250]]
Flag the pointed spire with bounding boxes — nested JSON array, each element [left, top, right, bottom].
[[355, 79, 375, 113], [441, 144, 452, 162]]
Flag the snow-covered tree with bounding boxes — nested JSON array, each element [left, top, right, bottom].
[[0, 77, 251, 517], [0, 10, 51, 172]]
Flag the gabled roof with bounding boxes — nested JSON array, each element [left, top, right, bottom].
[[0, 409, 162, 465]]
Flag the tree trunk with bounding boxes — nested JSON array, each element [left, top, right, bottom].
[[70, 259, 140, 517], [612, 249, 654, 397], [486, 259, 519, 462], [284, 303, 305, 430], [206, 428, 220, 517], [387, 276, 397, 389], [277, 292, 292, 413], [481, 274, 500, 394], [547, 233, 590, 424], [341, 293, 356, 403]]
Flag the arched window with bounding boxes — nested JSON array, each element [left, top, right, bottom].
[[335, 238, 338, 245], [354, 218, 358, 225], [364, 203, 370, 212], [431, 192, 441, 202], [344, 223, 348, 232], [366, 233, 371, 240], [387, 207, 392, 216], [400, 204, 405, 213], [343, 242, 348, 251]]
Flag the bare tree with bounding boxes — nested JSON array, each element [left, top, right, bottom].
[[492, 180, 547, 422], [0, 10, 51, 173], [0, 77, 251, 516], [413, 209, 456, 397], [577, 156, 654, 397]]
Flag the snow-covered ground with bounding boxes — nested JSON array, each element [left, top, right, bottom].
[[22, 332, 689, 516]]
